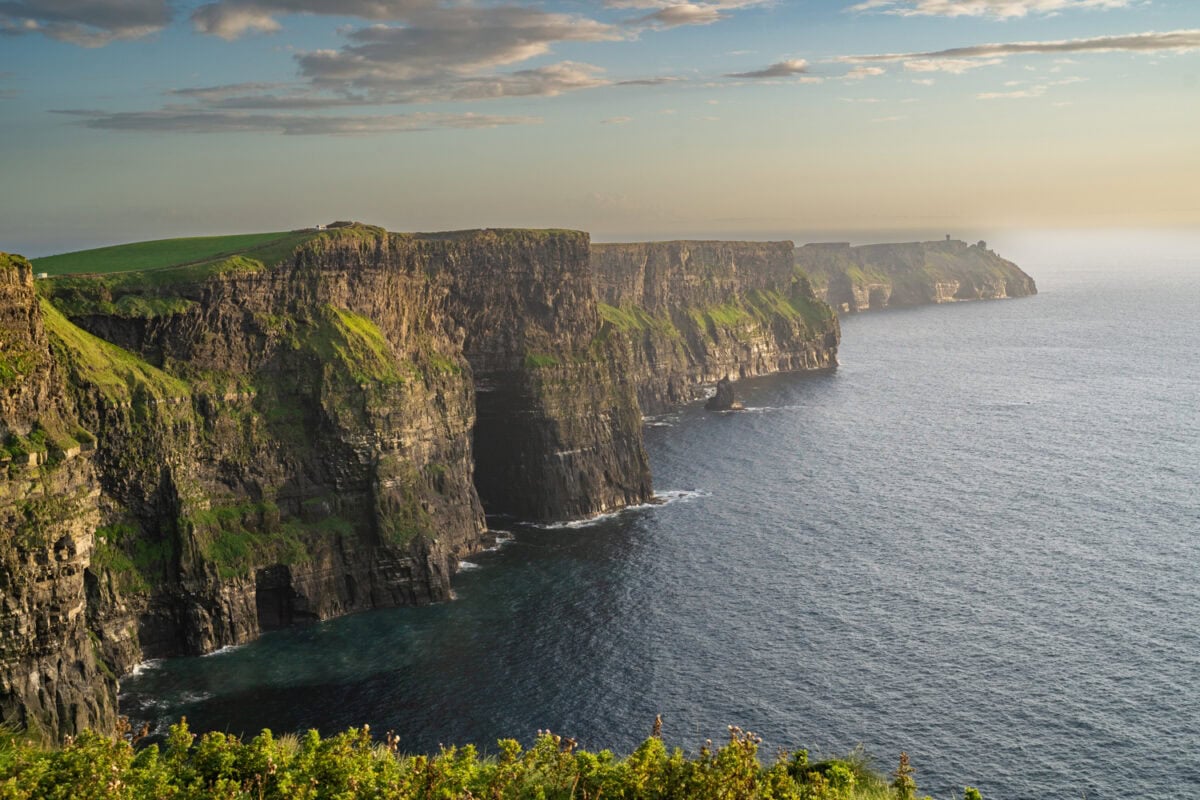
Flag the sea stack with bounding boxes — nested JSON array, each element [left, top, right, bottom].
[[705, 376, 741, 411]]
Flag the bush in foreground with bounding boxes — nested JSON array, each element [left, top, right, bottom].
[[0, 719, 979, 799]]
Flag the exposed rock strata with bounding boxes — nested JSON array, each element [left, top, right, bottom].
[[0, 254, 115, 740], [2, 227, 839, 740], [590, 241, 839, 415], [795, 239, 1037, 314]]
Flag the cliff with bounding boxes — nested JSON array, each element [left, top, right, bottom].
[[795, 239, 1037, 314], [591, 241, 839, 414], [2, 226, 837, 741], [0, 253, 116, 740]]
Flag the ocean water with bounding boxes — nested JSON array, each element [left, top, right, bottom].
[[121, 234, 1200, 799]]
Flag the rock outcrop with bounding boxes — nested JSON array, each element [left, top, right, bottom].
[[2, 226, 838, 740], [590, 241, 839, 415], [795, 239, 1037, 314], [704, 377, 740, 412]]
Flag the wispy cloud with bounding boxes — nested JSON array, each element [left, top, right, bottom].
[[0, 0, 170, 46], [53, 108, 539, 135], [903, 57, 1004, 73], [847, 0, 1133, 19], [977, 76, 1086, 99], [190, 0, 437, 39], [845, 66, 886, 80], [609, 0, 772, 29], [601, 115, 633, 124], [615, 76, 683, 86], [845, 30, 1200, 64], [725, 59, 809, 79], [977, 86, 1047, 99]]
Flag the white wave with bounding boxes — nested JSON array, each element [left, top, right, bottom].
[[483, 530, 515, 551], [533, 489, 708, 530], [458, 560, 480, 571], [128, 658, 163, 677], [736, 405, 803, 415], [202, 644, 244, 658], [179, 691, 213, 703]]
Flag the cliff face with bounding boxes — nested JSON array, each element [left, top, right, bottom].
[[0, 254, 115, 740], [419, 231, 651, 521], [2, 227, 840, 741], [591, 241, 839, 414], [41, 230, 492, 680], [795, 240, 1037, 314]]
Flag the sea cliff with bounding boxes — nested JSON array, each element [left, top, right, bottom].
[[795, 239, 1037, 313], [2, 225, 840, 740], [591, 241, 839, 415]]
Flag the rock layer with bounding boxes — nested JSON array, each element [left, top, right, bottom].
[[0, 254, 115, 740], [795, 239, 1037, 314], [590, 241, 839, 414]]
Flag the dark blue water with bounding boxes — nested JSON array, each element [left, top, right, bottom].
[[121, 235, 1200, 799]]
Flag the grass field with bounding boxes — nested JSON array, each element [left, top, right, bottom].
[[31, 231, 297, 276]]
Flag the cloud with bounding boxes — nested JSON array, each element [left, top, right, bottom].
[[54, 108, 539, 135], [601, 116, 633, 124], [725, 58, 809, 79], [615, 76, 683, 86], [846, 30, 1200, 65], [976, 75, 1086, 99], [846, 0, 1132, 19], [294, 8, 621, 92], [190, 0, 439, 39], [71, 4, 633, 134], [977, 85, 1047, 99], [610, 0, 772, 28], [845, 66, 886, 79], [0, 0, 170, 46], [430, 62, 611, 101], [903, 57, 1004, 73], [160, 62, 612, 112]]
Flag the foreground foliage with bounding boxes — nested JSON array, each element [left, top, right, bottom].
[[0, 720, 982, 800]]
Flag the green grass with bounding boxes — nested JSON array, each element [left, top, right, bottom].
[[32, 232, 296, 276], [597, 303, 682, 338], [39, 299, 190, 405], [0, 721, 966, 800], [307, 306, 417, 387], [186, 500, 311, 579], [524, 352, 561, 369]]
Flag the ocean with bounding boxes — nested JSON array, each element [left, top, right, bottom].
[[121, 232, 1200, 799]]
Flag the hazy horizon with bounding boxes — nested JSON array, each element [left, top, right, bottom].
[[2, 0, 1198, 257]]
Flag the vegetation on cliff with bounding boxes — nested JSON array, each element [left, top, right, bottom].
[[794, 240, 1036, 313], [0, 720, 978, 800]]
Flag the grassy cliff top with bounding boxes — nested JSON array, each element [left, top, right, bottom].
[[411, 227, 587, 243], [1, 252, 32, 270], [31, 232, 306, 276], [31, 225, 586, 280], [794, 239, 1028, 289]]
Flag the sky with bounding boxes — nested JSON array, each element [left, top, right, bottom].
[[1, 0, 1198, 256]]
